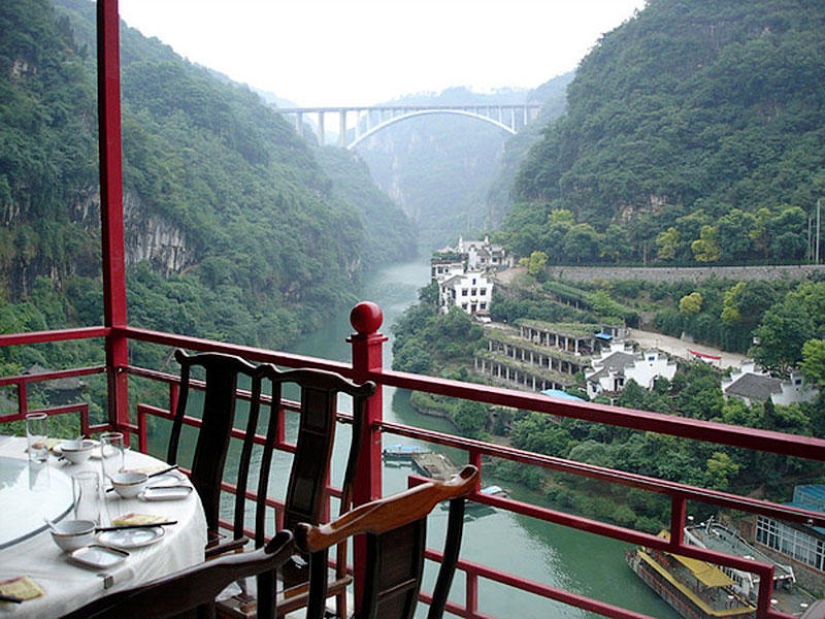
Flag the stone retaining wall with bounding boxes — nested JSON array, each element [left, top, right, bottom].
[[545, 264, 825, 284]]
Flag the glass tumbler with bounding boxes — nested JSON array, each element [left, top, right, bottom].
[[25, 413, 49, 462], [72, 470, 101, 524], [99, 431, 125, 483]]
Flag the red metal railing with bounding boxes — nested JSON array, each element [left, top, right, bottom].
[[1, 309, 824, 619]]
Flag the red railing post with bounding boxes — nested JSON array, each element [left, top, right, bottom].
[[97, 0, 130, 433], [348, 301, 387, 614]]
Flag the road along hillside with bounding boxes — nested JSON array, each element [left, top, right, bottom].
[[627, 328, 746, 371]]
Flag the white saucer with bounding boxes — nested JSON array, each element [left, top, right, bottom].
[[97, 526, 165, 549], [140, 486, 193, 501], [69, 544, 129, 568]]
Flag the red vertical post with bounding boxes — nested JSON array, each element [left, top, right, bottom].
[[97, 0, 129, 432], [348, 301, 387, 614]]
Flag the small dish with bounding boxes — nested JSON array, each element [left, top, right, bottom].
[[69, 545, 129, 569], [57, 439, 97, 464], [50, 519, 97, 552], [97, 526, 165, 549], [140, 486, 193, 501], [110, 472, 149, 498]]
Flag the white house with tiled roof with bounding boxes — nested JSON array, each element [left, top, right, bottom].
[[722, 361, 817, 406], [457, 236, 506, 272], [438, 272, 492, 317], [585, 343, 677, 399]]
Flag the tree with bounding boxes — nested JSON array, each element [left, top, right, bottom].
[[705, 452, 739, 491], [751, 299, 814, 376], [524, 251, 548, 277], [563, 223, 602, 263], [691, 225, 721, 262], [655, 227, 680, 261], [452, 400, 489, 438], [801, 339, 825, 388], [679, 292, 703, 315]]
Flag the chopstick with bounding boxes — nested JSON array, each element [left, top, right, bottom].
[[0, 594, 23, 604], [148, 464, 179, 478], [96, 521, 178, 532]]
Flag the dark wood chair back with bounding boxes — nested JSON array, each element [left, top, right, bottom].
[[60, 530, 294, 619], [167, 349, 377, 617], [295, 465, 479, 619], [169, 351, 376, 550], [266, 365, 376, 537], [167, 349, 268, 550]]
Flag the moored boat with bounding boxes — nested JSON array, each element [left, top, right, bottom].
[[381, 444, 433, 460], [626, 540, 757, 619]]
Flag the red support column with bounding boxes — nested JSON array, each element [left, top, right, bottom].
[[97, 0, 129, 432], [348, 301, 387, 615]]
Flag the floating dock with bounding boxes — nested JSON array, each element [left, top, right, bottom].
[[411, 453, 458, 480]]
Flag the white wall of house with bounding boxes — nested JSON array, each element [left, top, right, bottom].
[[586, 344, 677, 399], [439, 272, 492, 316]]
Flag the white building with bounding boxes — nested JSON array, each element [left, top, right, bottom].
[[457, 236, 506, 271], [585, 343, 677, 399], [439, 272, 492, 317], [431, 258, 464, 283], [722, 361, 817, 407]]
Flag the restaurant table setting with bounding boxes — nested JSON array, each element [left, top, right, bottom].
[[0, 432, 208, 618]]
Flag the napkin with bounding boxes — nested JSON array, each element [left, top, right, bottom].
[[0, 576, 45, 602], [111, 513, 172, 526]]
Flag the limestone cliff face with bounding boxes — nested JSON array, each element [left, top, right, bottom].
[[1, 189, 193, 299], [123, 192, 192, 276]]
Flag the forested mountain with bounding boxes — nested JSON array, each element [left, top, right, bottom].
[[0, 0, 413, 353], [500, 0, 825, 265]]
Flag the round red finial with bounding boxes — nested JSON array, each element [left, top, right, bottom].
[[350, 301, 383, 334]]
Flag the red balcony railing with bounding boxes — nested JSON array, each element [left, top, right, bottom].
[[1, 308, 824, 619]]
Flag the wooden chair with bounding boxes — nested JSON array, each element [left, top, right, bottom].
[[169, 350, 376, 617], [60, 530, 294, 619], [168, 349, 268, 555], [295, 465, 479, 619]]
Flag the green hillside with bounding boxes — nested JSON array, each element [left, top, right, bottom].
[[500, 0, 825, 265], [0, 0, 413, 354]]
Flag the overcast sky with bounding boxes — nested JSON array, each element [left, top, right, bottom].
[[118, 0, 646, 108]]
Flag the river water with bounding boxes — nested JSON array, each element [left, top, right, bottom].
[[286, 259, 681, 619]]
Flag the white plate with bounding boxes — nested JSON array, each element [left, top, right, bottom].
[[69, 544, 129, 568], [140, 486, 193, 501], [147, 471, 186, 486], [53, 440, 100, 457], [97, 526, 165, 549]]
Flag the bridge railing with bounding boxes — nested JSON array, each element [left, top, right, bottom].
[[1, 305, 823, 619]]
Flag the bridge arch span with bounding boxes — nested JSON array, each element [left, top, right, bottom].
[[348, 109, 515, 149], [278, 103, 541, 149]]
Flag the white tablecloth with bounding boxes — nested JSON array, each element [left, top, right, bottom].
[[0, 436, 208, 618]]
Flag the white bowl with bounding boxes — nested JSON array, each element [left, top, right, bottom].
[[50, 519, 96, 552], [110, 471, 148, 498], [61, 439, 95, 464]]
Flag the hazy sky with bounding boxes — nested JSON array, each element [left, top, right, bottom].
[[118, 0, 646, 108]]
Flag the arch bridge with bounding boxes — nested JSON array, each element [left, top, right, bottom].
[[277, 103, 542, 149]]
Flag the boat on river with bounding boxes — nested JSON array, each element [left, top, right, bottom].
[[382, 444, 432, 460], [626, 532, 757, 619], [627, 523, 818, 619]]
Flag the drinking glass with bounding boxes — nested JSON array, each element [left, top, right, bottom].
[[25, 413, 49, 462], [72, 470, 101, 524], [99, 431, 125, 482]]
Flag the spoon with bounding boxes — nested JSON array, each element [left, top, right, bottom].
[[43, 517, 58, 532]]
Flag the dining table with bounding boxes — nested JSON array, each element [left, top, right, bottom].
[[0, 434, 208, 618]]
